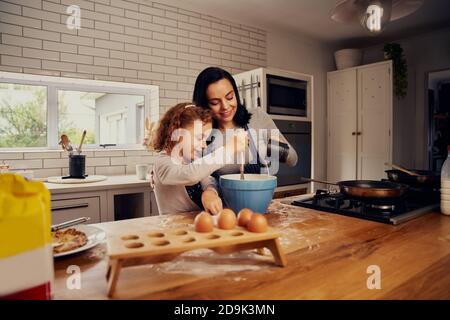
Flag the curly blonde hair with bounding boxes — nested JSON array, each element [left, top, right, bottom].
[[150, 102, 212, 153]]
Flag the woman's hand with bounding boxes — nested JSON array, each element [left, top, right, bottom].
[[201, 188, 223, 215]]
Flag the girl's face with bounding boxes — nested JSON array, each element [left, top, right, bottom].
[[180, 121, 212, 161], [206, 78, 238, 128]]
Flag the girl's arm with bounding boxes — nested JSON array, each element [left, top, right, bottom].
[[155, 136, 246, 186]]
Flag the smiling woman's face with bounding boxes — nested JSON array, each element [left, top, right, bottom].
[[206, 78, 237, 129]]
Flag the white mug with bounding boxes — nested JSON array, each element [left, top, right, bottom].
[[136, 164, 149, 180]]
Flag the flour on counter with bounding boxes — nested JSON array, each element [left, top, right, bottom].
[[154, 249, 271, 276]]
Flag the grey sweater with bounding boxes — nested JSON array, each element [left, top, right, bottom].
[[208, 108, 298, 176]]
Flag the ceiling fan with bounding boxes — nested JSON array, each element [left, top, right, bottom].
[[331, 0, 424, 34]]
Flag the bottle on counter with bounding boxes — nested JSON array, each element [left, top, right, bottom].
[[441, 145, 450, 215]]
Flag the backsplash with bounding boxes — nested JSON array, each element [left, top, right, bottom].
[[0, 0, 267, 111], [0, 149, 156, 178], [0, 0, 267, 174]]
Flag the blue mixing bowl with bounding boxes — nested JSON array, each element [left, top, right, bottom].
[[219, 174, 277, 214]]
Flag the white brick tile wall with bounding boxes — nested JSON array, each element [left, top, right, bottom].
[[2, 55, 41, 69], [23, 7, 60, 23], [0, 22, 22, 36], [86, 157, 110, 166], [44, 40, 77, 53], [8, 159, 42, 169], [24, 152, 62, 159], [0, 0, 266, 174], [6, 0, 43, 10], [61, 52, 93, 64], [0, 152, 24, 160], [0, 2, 22, 15], [32, 168, 62, 178], [24, 48, 60, 61], [42, 59, 76, 72], [42, 21, 77, 35], [23, 27, 60, 42], [2, 34, 42, 49], [95, 3, 124, 17], [78, 45, 109, 57], [44, 158, 69, 168], [95, 165, 126, 175], [24, 68, 61, 76], [78, 27, 109, 40], [0, 44, 22, 56], [110, 157, 126, 166], [0, 12, 41, 29]]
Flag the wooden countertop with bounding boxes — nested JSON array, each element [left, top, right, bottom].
[[53, 200, 450, 299]]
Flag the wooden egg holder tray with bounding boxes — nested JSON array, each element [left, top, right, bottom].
[[105, 226, 287, 297]]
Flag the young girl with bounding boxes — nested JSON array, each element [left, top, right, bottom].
[[149, 102, 245, 215]]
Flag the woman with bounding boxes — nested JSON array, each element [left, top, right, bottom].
[[192, 67, 298, 178]]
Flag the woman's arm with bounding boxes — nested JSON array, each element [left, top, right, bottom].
[[252, 109, 298, 167]]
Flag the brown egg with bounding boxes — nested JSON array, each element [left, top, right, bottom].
[[194, 211, 214, 233], [218, 208, 237, 230], [237, 208, 254, 227], [247, 213, 268, 233]]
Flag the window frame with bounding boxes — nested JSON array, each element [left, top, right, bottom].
[[0, 71, 159, 151]]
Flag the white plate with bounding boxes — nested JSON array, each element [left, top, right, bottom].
[[53, 225, 106, 258], [46, 175, 107, 184]]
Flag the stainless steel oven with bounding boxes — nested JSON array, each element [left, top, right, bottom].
[[267, 74, 308, 117], [272, 120, 311, 186]]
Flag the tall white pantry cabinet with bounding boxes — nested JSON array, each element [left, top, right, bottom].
[[327, 61, 393, 182]]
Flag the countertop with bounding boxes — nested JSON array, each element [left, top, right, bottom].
[[44, 175, 152, 194], [52, 198, 450, 299]]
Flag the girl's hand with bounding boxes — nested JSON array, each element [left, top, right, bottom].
[[201, 188, 223, 215]]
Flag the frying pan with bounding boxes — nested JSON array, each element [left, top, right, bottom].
[[385, 169, 440, 188], [302, 178, 409, 200]]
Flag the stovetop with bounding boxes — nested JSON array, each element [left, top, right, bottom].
[[291, 189, 440, 225]]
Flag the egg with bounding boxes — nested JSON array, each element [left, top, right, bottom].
[[194, 211, 214, 233], [237, 208, 254, 227], [247, 213, 268, 233], [218, 208, 237, 230]]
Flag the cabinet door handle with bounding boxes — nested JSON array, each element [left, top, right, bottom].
[[51, 203, 89, 211], [357, 132, 362, 136], [352, 132, 356, 136]]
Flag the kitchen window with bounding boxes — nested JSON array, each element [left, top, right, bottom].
[[0, 71, 159, 150], [0, 83, 48, 148]]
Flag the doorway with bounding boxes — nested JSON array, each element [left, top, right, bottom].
[[428, 68, 450, 171]]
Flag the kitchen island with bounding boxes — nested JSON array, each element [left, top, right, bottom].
[[53, 199, 450, 299]]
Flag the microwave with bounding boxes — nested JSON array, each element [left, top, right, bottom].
[[267, 74, 308, 117], [233, 67, 312, 120]]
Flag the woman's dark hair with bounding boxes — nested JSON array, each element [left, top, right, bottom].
[[192, 67, 252, 128]]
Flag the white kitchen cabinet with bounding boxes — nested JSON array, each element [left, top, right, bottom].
[[51, 198, 101, 224], [327, 61, 392, 182], [46, 175, 157, 225]]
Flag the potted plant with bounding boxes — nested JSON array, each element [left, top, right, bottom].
[[383, 43, 408, 98]]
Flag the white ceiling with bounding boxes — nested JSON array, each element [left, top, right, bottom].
[[160, 0, 450, 46]]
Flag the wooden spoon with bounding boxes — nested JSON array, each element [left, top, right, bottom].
[[77, 130, 87, 155], [384, 162, 420, 176]]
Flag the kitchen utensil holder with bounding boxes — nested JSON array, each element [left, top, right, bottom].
[[68, 154, 86, 178]]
